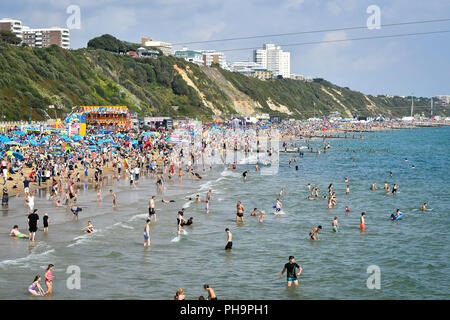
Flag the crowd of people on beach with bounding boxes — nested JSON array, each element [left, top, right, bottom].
[[1, 119, 429, 297]]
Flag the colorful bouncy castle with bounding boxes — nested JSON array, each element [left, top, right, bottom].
[[77, 106, 131, 132]]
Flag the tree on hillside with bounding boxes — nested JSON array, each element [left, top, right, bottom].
[[0, 30, 21, 45], [87, 34, 130, 53]]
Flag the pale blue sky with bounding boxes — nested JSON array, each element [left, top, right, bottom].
[[2, 0, 450, 97]]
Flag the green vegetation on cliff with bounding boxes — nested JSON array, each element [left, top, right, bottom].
[[0, 35, 443, 121]]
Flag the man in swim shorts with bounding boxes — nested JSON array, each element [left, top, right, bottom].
[[280, 256, 303, 287], [236, 201, 244, 223], [360, 212, 366, 231], [225, 228, 232, 250], [332, 217, 338, 232]]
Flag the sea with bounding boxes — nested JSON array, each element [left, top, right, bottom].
[[0, 126, 448, 300]]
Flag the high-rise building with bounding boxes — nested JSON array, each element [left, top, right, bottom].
[[253, 44, 290, 78], [141, 37, 172, 55], [0, 18, 23, 39], [22, 27, 70, 49]]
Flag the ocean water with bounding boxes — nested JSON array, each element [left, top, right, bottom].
[[0, 126, 449, 300]]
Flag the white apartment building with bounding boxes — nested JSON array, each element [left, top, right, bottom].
[[141, 37, 172, 55], [174, 47, 203, 65], [22, 27, 70, 49], [0, 18, 23, 39], [253, 43, 290, 78]]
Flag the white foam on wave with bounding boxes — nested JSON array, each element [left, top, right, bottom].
[[0, 248, 55, 268], [182, 201, 191, 208]]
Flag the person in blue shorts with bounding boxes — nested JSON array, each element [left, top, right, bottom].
[[280, 256, 303, 287]]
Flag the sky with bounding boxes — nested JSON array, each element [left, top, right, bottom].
[[2, 0, 450, 97]]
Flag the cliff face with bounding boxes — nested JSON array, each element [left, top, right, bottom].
[[0, 43, 437, 121]]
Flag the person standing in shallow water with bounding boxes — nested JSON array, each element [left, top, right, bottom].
[[332, 217, 338, 232], [225, 228, 232, 250], [204, 284, 217, 300], [236, 201, 244, 223], [280, 256, 303, 287], [144, 219, 151, 247], [360, 212, 366, 232]]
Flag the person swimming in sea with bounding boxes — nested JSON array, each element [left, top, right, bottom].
[[392, 184, 398, 194], [181, 217, 194, 227], [421, 203, 427, 212], [250, 208, 258, 216], [371, 182, 377, 191], [391, 209, 403, 220]]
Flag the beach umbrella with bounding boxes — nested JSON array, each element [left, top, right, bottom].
[[28, 140, 39, 146], [14, 131, 27, 136], [115, 133, 125, 138], [6, 141, 21, 146], [131, 140, 138, 144], [12, 151, 24, 160], [72, 135, 83, 141]]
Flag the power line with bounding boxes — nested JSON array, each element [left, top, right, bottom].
[[172, 18, 450, 46], [216, 30, 450, 52]]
